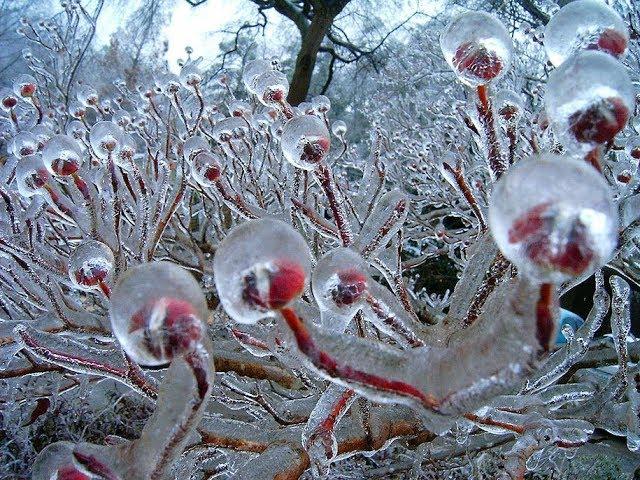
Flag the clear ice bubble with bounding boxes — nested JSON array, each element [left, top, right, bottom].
[[76, 84, 98, 107], [89, 121, 123, 159], [191, 151, 221, 187], [1, 89, 17, 111], [242, 59, 274, 94], [11, 131, 38, 158], [312, 95, 331, 113], [109, 261, 207, 366], [440, 11, 513, 87], [252, 70, 289, 107], [495, 89, 524, 122], [180, 61, 203, 89], [312, 248, 370, 319], [66, 120, 86, 139], [12, 73, 37, 98], [68, 240, 114, 292], [183, 135, 210, 163], [488, 154, 617, 283], [42, 134, 83, 176], [31, 124, 54, 151], [112, 109, 131, 127], [211, 116, 248, 144], [545, 50, 633, 153], [68, 100, 86, 119], [331, 120, 347, 138], [544, 0, 628, 67], [229, 100, 252, 117], [15, 154, 50, 198], [281, 114, 331, 170], [213, 218, 312, 324]]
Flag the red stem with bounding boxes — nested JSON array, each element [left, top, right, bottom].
[[476, 85, 506, 179]]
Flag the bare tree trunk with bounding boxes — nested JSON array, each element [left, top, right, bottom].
[[287, 10, 335, 106]]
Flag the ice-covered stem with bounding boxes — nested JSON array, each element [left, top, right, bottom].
[[476, 85, 506, 179], [440, 161, 487, 230], [610, 275, 631, 393], [364, 292, 425, 347], [585, 147, 602, 172], [314, 162, 353, 246], [463, 252, 511, 326], [535, 282, 557, 352]]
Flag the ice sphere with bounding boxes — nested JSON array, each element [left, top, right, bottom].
[[31, 124, 54, 151], [0, 88, 17, 111], [42, 134, 82, 176], [12, 73, 37, 97], [68, 240, 114, 292], [89, 121, 123, 159], [626, 136, 640, 162], [66, 120, 85, 139], [15, 155, 50, 198], [179, 61, 202, 89], [68, 100, 86, 119], [312, 248, 370, 319], [252, 69, 289, 107], [229, 100, 252, 117], [76, 84, 98, 107], [331, 120, 347, 138], [488, 154, 617, 283], [440, 11, 513, 87], [213, 218, 312, 324], [11, 131, 38, 158], [112, 109, 131, 127], [114, 133, 137, 168], [281, 114, 331, 170], [155, 72, 181, 95], [312, 95, 331, 113], [495, 89, 524, 122], [242, 59, 273, 93], [545, 50, 633, 153], [183, 135, 210, 163], [211, 116, 248, 144], [191, 151, 221, 187], [544, 0, 628, 67], [109, 261, 207, 366]]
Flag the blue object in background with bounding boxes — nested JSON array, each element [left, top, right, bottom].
[[556, 308, 584, 344]]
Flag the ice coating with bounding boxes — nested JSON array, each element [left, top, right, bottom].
[[179, 61, 203, 89], [89, 121, 123, 159], [211, 116, 248, 144], [312, 248, 370, 319], [545, 50, 633, 153], [11, 131, 38, 158], [281, 114, 331, 170], [252, 69, 289, 106], [183, 135, 210, 163], [190, 151, 221, 186], [495, 89, 524, 122], [544, 0, 628, 67], [488, 154, 617, 283], [12, 73, 37, 97], [242, 59, 274, 94], [109, 261, 207, 366], [76, 84, 98, 106], [440, 11, 513, 87], [42, 134, 83, 176], [68, 240, 114, 292], [213, 218, 312, 324], [625, 136, 640, 161], [15, 155, 50, 198], [331, 120, 347, 137]]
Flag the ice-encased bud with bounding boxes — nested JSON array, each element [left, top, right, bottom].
[[281, 115, 331, 170], [252, 70, 289, 106], [1, 89, 17, 111], [545, 51, 633, 152], [180, 61, 202, 89], [156, 73, 181, 95], [13, 73, 37, 97], [229, 100, 252, 117], [495, 89, 524, 123], [68, 100, 86, 119], [440, 11, 513, 87], [114, 133, 136, 168], [312, 95, 331, 113], [42, 134, 83, 176], [544, 0, 628, 66], [66, 120, 85, 139], [242, 59, 274, 94], [15, 155, 49, 198], [191, 151, 221, 186], [625, 136, 640, 162], [68, 241, 114, 292], [112, 109, 131, 127], [11, 131, 38, 158], [312, 248, 370, 319], [76, 84, 98, 106], [89, 121, 123, 159], [213, 218, 312, 324], [488, 154, 617, 283], [331, 120, 347, 138], [183, 135, 209, 163], [211, 116, 248, 144], [31, 124, 54, 151], [109, 261, 207, 366], [31, 442, 88, 480]]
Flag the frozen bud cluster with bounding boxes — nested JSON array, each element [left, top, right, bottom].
[[545, 50, 633, 153], [68, 240, 114, 292], [213, 218, 312, 324], [42, 134, 83, 176], [489, 154, 617, 283], [281, 114, 331, 170], [312, 248, 370, 319], [544, 0, 628, 67], [440, 11, 513, 87], [109, 262, 207, 366]]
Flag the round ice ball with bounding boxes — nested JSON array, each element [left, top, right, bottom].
[[545, 50, 633, 153], [488, 154, 617, 283], [68, 240, 114, 292], [89, 121, 123, 159], [191, 151, 221, 187], [213, 218, 312, 324], [440, 11, 513, 87], [252, 69, 289, 107], [15, 155, 50, 198], [42, 134, 83, 176], [544, 0, 628, 67], [109, 262, 207, 366], [242, 59, 274, 94], [312, 248, 370, 319], [281, 114, 331, 170]]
